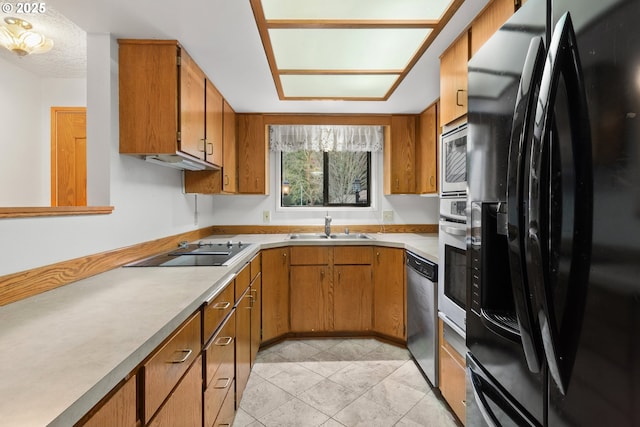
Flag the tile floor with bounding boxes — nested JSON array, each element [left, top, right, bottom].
[[232, 338, 461, 427]]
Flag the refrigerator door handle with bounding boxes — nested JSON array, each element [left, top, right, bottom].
[[529, 12, 593, 396], [467, 354, 542, 427], [506, 36, 546, 374]]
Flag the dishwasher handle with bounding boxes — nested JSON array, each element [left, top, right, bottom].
[[406, 251, 438, 282]]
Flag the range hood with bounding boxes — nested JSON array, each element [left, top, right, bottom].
[[144, 152, 219, 171]]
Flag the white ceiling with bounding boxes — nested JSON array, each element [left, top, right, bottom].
[[42, 0, 489, 114]]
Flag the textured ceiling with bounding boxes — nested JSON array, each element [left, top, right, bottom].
[[18, 0, 489, 113], [0, 6, 86, 78]]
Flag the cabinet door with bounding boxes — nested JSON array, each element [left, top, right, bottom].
[[205, 80, 223, 167], [81, 375, 137, 427], [235, 288, 252, 405], [179, 50, 207, 160], [334, 265, 372, 331], [439, 320, 466, 424], [214, 381, 236, 427], [440, 32, 469, 126], [373, 248, 406, 340], [261, 248, 290, 342], [416, 103, 439, 194], [222, 100, 237, 193], [237, 114, 267, 194], [118, 40, 179, 155], [290, 265, 331, 332], [471, 0, 517, 57], [147, 356, 203, 427], [385, 115, 416, 194], [250, 273, 262, 367]]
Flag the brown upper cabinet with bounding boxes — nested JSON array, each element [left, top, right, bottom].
[[440, 32, 470, 127], [183, 100, 237, 194], [385, 115, 417, 194], [118, 39, 223, 169], [416, 102, 439, 194], [222, 100, 237, 193], [237, 114, 269, 194], [471, 0, 520, 58]]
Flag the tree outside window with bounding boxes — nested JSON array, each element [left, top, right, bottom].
[[281, 150, 370, 207]]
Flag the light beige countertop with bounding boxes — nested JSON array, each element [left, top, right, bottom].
[[0, 233, 437, 427]]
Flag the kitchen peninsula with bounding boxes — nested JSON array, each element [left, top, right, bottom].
[[0, 233, 437, 427]]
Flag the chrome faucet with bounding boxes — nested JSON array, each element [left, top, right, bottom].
[[324, 213, 332, 237]]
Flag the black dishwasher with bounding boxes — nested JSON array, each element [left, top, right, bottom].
[[406, 251, 438, 386]]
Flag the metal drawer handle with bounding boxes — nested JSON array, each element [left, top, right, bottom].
[[213, 301, 231, 310], [215, 336, 233, 346], [213, 377, 231, 389], [169, 349, 192, 364]]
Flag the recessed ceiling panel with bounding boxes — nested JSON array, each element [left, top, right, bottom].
[[251, 0, 464, 100], [280, 74, 399, 98], [269, 28, 431, 70], [262, 0, 454, 21]]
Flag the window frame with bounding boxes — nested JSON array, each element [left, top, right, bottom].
[[276, 150, 376, 211]]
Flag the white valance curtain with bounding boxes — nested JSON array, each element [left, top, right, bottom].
[[269, 125, 384, 152]]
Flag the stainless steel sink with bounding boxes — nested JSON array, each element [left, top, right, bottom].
[[331, 233, 373, 240], [287, 233, 373, 240]]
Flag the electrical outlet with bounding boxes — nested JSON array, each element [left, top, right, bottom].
[[262, 210, 271, 223], [383, 210, 394, 223]]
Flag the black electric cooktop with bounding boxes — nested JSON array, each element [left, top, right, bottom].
[[125, 241, 255, 267]]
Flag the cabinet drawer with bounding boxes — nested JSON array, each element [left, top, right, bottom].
[[334, 246, 373, 265], [250, 253, 261, 281], [213, 380, 236, 427], [144, 312, 201, 423], [204, 366, 235, 427], [203, 280, 235, 343], [204, 311, 236, 387], [147, 356, 203, 427], [290, 246, 330, 265]]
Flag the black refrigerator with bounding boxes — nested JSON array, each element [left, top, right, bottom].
[[465, 0, 640, 425]]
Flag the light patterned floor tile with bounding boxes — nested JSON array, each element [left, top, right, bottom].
[[298, 378, 364, 416], [387, 359, 433, 394], [238, 379, 293, 419], [267, 362, 325, 395], [259, 398, 330, 427], [333, 395, 404, 427], [274, 340, 324, 362], [399, 392, 459, 426], [298, 360, 353, 378], [238, 339, 457, 427], [362, 377, 427, 415], [328, 360, 404, 394]]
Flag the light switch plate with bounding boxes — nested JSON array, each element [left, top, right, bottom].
[[262, 210, 271, 223], [383, 210, 394, 223]]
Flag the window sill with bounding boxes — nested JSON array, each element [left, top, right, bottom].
[[0, 206, 115, 219]]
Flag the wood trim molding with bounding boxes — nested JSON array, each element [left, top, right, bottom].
[[0, 226, 217, 306], [208, 224, 437, 234], [0, 223, 436, 306], [0, 206, 115, 218]]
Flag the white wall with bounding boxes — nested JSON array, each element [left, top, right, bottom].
[[0, 56, 87, 206], [0, 33, 438, 278], [0, 58, 43, 205], [0, 34, 217, 277], [203, 150, 439, 230]]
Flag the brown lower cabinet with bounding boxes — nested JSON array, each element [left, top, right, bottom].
[[438, 319, 466, 424], [147, 356, 203, 427], [78, 245, 406, 426], [81, 375, 137, 427]]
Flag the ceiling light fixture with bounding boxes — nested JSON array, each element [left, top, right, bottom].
[[0, 17, 54, 56]]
